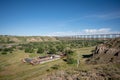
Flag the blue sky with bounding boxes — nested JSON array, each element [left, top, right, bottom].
[[0, 0, 120, 36]]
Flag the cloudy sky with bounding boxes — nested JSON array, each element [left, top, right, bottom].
[[0, 0, 120, 36]]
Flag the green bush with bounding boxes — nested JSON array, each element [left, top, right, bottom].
[[48, 48, 57, 54], [0, 48, 3, 51], [37, 47, 44, 54], [66, 57, 76, 64], [1, 51, 7, 55], [56, 44, 65, 52], [25, 48, 34, 53], [3, 48, 13, 52], [0, 48, 13, 54], [51, 64, 59, 70], [46, 69, 50, 72], [65, 49, 74, 56]]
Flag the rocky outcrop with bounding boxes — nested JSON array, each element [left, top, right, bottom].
[[87, 38, 120, 64]]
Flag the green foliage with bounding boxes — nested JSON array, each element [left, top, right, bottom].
[[65, 49, 74, 56], [25, 48, 29, 53], [0, 48, 2, 51], [56, 44, 65, 52], [0, 48, 13, 54], [48, 47, 57, 54], [63, 49, 76, 64], [51, 64, 59, 70], [46, 69, 50, 72], [66, 57, 76, 64], [19, 40, 103, 55], [25, 48, 34, 53], [37, 47, 44, 54], [3, 48, 13, 52], [1, 51, 8, 55]]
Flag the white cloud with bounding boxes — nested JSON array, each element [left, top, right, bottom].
[[83, 28, 111, 34]]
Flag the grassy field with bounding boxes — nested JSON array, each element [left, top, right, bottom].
[[0, 47, 95, 80]]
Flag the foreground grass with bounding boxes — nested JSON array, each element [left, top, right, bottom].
[[0, 47, 95, 80]]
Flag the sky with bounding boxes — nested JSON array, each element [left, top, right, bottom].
[[0, 0, 120, 36]]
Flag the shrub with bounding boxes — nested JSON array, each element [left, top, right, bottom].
[[37, 47, 44, 53], [0, 48, 13, 53], [1, 51, 7, 55], [51, 64, 59, 70], [66, 57, 76, 64], [46, 69, 50, 72], [65, 49, 74, 56], [3, 48, 13, 52], [0, 48, 2, 51], [25, 48, 34, 53], [56, 44, 65, 52], [48, 48, 57, 54]]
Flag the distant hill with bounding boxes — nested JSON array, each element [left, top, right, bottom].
[[0, 35, 58, 43]]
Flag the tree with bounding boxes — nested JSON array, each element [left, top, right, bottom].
[[25, 48, 34, 53], [1, 51, 7, 55], [56, 44, 65, 52], [48, 48, 57, 54], [3, 47, 13, 53], [66, 57, 76, 64], [65, 49, 74, 56], [37, 47, 44, 54], [63, 49, 76, 64], [51, 64, 59, 70]]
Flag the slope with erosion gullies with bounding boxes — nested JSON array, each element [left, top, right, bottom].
[[87, 38, 120, 64], [0, 35, 58, 43]]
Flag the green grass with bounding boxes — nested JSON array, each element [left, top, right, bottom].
[[0, 47, 95, 80]]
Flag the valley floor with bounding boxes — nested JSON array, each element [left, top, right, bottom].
[[0, 47, 120, 80]]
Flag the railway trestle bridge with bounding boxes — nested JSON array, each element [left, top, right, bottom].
[[56, 33, 120, 40]]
